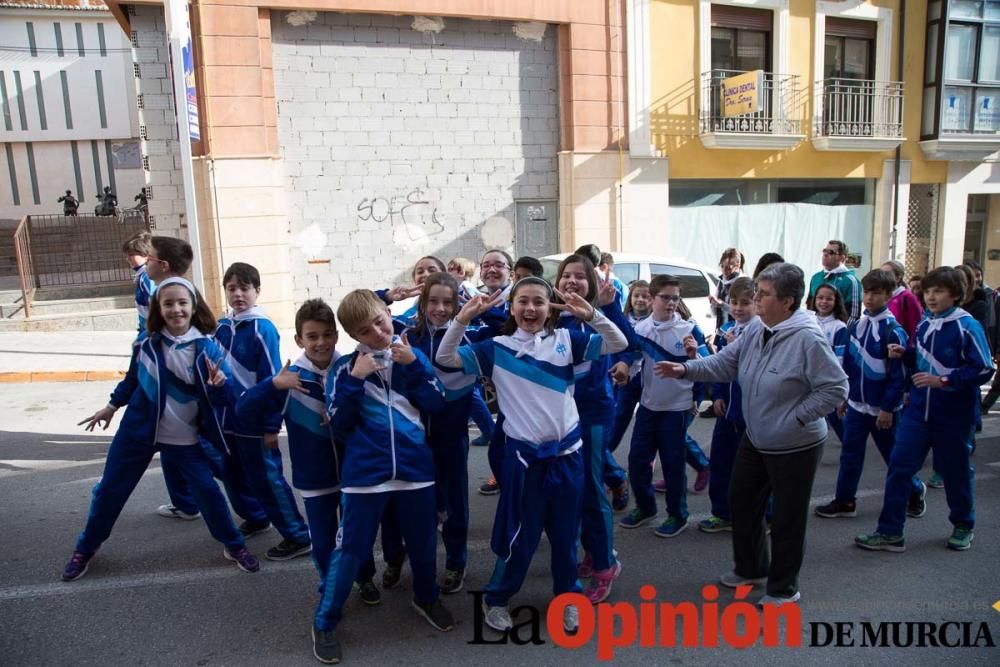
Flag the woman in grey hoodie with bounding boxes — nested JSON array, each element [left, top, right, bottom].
[[655, 263, 848, 606]]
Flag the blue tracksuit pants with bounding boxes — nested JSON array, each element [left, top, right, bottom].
[[836, 407, 923, 504], [826, 411, 845, 444], [315, 486, 439, 631], [580, 419, 616, 571], [708, 418, 745, 521], [302, 493, 376, 594], [877, 414, 975, 536], [628, 407, 689, 521], [429, 426, 470, 572], [483, 450, 583, 607], [169, 435, 310, 544], [77, 437, 244, 555], [684, 413, 710, 472]]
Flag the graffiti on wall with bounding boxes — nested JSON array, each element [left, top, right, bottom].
[[356, 187, 446, 241]]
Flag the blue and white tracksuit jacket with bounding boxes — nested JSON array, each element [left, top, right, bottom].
[[878, 307, 994, 536], [132, 264, 155, 333], [214, 307, 283, 436], [817, 313, 849, 441]]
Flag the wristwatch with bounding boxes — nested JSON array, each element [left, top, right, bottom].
[[939, 375, 950, 387]]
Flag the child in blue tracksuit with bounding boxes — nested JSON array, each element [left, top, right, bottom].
[[61, 277, 258, 582], [552, 254, 631, 604], [313, 289, 451, 664], [619, 274, 709, 538], [403, 272, 501, 594], [857, 267, 994, 553], [698, 277, 757, 533], [435, 276, 627, 634], [811, 283, 850, 443], [816, 270, 925, 520], [206, 263, 311, 561], [236, 299, 385, 637], [122, 231, 155, 333]]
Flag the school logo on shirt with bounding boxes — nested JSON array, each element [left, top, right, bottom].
[[555, 343, 567, 356]]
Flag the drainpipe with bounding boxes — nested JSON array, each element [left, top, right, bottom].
[[889, 0, 906, 260]]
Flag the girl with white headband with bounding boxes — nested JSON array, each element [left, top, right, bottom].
[[62, 277, 261, 582]]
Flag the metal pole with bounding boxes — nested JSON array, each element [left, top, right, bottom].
[[163, 0, 204, 292]]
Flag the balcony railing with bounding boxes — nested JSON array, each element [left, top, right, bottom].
[[814, 78, 904, 148], [699, 70, 805, 148]]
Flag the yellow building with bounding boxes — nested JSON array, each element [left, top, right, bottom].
[[625, 0, 1000, 280]]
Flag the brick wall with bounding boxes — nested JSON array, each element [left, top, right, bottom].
[[271, 11, 559, 303]]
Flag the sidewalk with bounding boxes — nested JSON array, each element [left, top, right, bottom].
[[0, 330, 348, 383]]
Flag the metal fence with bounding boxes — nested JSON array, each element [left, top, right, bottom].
[[816, 78, 904, 138], [700, 70, 804, 136], [905, 184, 940, 278], [13, 212, 150, 319]]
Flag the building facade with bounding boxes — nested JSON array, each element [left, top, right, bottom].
[[0, 0, 146, 218], [59, 0, 1000, 326]]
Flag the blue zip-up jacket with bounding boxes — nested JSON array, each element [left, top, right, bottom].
[[900, 307, 995, 425], [108, 331, 234, 451], [214, 306, 282, 435], [817, 314, 850, 363], [326, 345, 445, 489], [133, 264, 155, 333], [236, 353, 342, 492], [711, 318, 755, 426], [557, 301, 634, 420], [844, 308, 908, 415]]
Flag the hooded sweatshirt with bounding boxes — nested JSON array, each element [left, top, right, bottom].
[[682, 309, 848, 453]]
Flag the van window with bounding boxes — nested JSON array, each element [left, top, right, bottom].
[[650, 264, 710, 298]]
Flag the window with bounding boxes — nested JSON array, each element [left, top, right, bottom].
[[710, 5, 772, 73], [615, 263, 640, 285], [824, 19, 876, 80], [650, 265, 710, 298]]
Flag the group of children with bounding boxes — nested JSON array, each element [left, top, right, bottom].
[[59, 234, 991, 664]]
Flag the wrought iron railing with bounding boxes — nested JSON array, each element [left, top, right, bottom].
[[12, 212, 150, 318], [815, 78, 904, 138], [700, 70, 804, 135]]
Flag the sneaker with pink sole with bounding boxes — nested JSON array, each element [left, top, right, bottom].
[[653, 479, 666, 493], [583, 561, 622, 604]]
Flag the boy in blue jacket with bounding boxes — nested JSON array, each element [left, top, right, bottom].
[[313, 289, 451, 664], [857, 267, 994, 553], [816, 269, 925, 519], [211, 263, 310, 560]]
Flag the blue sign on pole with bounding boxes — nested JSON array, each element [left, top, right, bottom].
[[181, 17, 199, 142]]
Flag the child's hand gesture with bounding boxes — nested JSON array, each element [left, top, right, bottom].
[[391, 334, 417, 366], [887, 343, 905, 359], [385, 285, 421, 304], [552, 289, 595, 321], [911, 372, 944, 389], [597, 270, 617, 307], [78, 406, 116, 431], [654, 361, 686, 379], [272, 360, 305, 393], [610, 361, 630, 386], [725, 329, 737, 344], [264, 433, 280, 449], [456, 292, 505, 325], [205, 357, 227, 387], [683, 335, 698, 359], [837, 401, 847, 418], [350, 353, 380, 379], [875, 410, 893, 430]]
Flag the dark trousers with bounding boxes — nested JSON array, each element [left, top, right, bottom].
[[729, 436, 822, 598]]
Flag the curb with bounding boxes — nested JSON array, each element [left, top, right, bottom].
[[0, 370, 126, 383]]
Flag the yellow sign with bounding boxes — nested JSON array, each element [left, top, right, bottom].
[[721, 70, 764, 117]]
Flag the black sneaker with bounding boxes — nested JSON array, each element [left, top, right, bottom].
[[239, 520, 272, 538], [907, 482, 927, 518], [265, 539, 312, 561], [382, 559, 405, 589], [440, 568, 465, 594], [814, 499, 857, 518], [479, 476, 499, 496], [411, 598, 455, 631], [61, 551, 92, 582], [355, 580, 381, 606], [312, 626, 342, 664]]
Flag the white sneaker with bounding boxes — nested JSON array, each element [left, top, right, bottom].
[[758, 592, 801, 606], [483, 602, 512, 632], [156, 504, 201, 521], [563, 603, 579, 634]]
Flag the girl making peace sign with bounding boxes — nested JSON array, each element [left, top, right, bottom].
[[62, 277, 259, 582]]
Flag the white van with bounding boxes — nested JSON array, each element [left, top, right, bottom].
[[540, 253, 720, 336]]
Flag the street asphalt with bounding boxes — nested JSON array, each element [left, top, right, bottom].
[[1, 381, 998, 666]]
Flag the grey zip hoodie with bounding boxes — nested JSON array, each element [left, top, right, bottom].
[[683, 309, 848, 453]]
